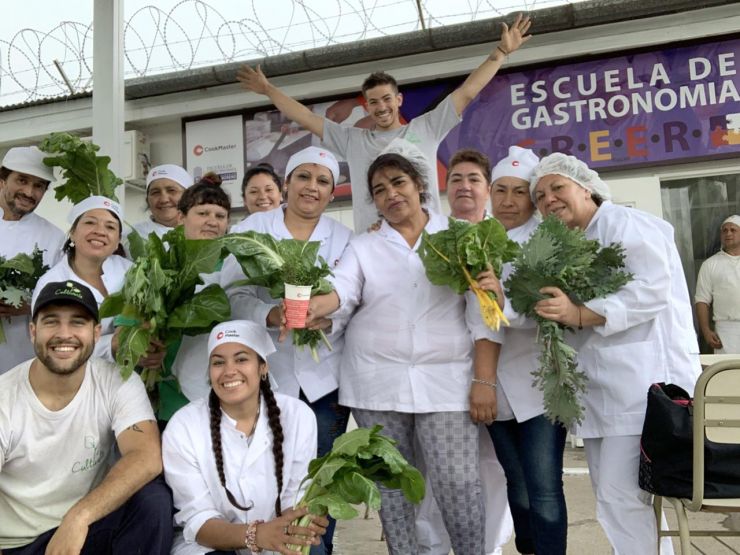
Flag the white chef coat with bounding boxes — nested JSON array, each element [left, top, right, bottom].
[[170, 269, 223, 403], [330, 211, 492, 413], [162, 393, 317, 555], [221, 207, 353, 402], [695, 249, 740, 353], [0, 207, 64, 374], [32, 255, 132, 363], [132, 219, 172, 239], [578, 201, 700, 438], [497, 216, 546, 423]]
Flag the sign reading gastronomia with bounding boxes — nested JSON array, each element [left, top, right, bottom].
[[440, 37, 740, 169]]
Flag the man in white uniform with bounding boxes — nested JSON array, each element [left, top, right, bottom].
[[695, 214, 740, 354], [0, 280, 172, 554], [0, 147, 65, 374], [236, 15, 531, 233]]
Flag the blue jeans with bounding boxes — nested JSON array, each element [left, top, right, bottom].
[[300, 388, 350, 555], [4, 477, 173, 555], [488, 415, 568, 555]]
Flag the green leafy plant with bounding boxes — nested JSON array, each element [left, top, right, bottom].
[[504, 215, 632, 426], [39, 132, 121, 203], [99, 227, 230, 387], [289, 425, 425, 554], [221, 231, 334, 362], [0, 248, 49, 343], [418, 217, 520, 330]]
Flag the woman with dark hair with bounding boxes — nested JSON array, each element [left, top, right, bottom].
[[32, 195, 131, 362], [158, 173, 233, 422], [162, 320, 327, 555], [222, 146, 352, 554], [239, 163, 283, 217], [306, 140, 501, 554]]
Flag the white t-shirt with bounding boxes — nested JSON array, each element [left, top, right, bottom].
[[0, 357, 154, 549], [0, 208, 64, 374], [695, 249, 740, 322], [322, 94, 461, 233]]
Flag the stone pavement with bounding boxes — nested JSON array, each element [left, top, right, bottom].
[[331, 446, 740, 554]]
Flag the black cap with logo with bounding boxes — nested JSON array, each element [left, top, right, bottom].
[[32, 280, 99, 322]]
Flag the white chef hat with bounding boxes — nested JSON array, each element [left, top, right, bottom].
[[146, 164, 193, 191], [530, 152, 612, 202], [2, 146, 55, 182], [285, 146, 340, 187], [722, 215, 740, 227], [68, 195, 123, 224], [491, 146, 539, 184], [208, 320, 277, 361], [377, 137, 430, 185]]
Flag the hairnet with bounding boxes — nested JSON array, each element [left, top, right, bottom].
[[530, 153, 612, 202]]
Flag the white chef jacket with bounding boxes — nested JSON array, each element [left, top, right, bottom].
[[695, 249, 740, 322], [162, 393, 317, 555], [132, 219, 172, 239], [331, 211, 492, 413], [221, 207, 353, 402], [32, 254, 132, 363], [496, 216, 546, 423], [170, 269, 223, 403], [0, 207, 64, 374], [577, 201, 700, 437]]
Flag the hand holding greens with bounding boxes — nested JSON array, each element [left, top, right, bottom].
[[504, 215, 632, 426], [221, 231, 334, 362], [39, 132, 121, 203], [99, 228, 230, 387], [289, 425, 425, 554], [0, 248, 49, 343], [418, 217, 519, 330]]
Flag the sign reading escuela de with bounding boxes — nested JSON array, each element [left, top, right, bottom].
[[440, 37, 740, 170]]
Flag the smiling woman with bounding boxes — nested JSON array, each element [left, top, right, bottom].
[[31, 195, 132, 364], [133, 164, 194, 239]]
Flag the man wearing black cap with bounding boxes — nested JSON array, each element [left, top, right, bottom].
[[0, 281, 172, 554], [0, 146, 65, 374]]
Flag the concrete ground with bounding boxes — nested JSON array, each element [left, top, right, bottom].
[[331, 445, 740, 554]]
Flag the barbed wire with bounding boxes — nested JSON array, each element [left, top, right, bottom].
[[0, 0, 571, 107]]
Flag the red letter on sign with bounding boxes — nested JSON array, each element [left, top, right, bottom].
[[626, 126, 647, 157]]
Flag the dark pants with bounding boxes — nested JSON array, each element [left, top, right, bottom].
[[300, 388, 350, 555], [4, 477, 173, 555], [488, 415, 568, 555]]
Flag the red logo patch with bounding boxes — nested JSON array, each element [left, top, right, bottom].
[[193, 145, 204, 156], [512, 161, 520, 166], [216, 331, 224, 340]]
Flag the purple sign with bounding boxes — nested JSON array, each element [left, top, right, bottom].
[[440, 37, 740, 169]]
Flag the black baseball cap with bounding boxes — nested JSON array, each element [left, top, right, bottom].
[[32, 280, 99, 322]]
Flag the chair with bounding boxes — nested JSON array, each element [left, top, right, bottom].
[[654, 359, 740, 553]]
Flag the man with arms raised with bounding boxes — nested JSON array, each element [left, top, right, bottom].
[[0, 280, 172, 554], [237, 15, 531, 232], [0, 147, 65, 374]]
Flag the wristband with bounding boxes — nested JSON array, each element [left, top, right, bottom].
[[577, 306, 583, 330], [496, 45, 509, 57], [472, 378, 497, 389], [245, 520, 264, 553]]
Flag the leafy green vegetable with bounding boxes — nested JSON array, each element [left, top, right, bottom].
[[0, 248, 49, 343], [99, 227, 230, 387], [289, 425, 425, 554], [39, 132, 121, 203], [504, 215, 632, 426], [418, 217, 520, 330], [221, 231, 334, 362]]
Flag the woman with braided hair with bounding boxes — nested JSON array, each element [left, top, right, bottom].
[[162, 320, 328, 555]]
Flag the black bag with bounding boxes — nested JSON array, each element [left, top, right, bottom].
[[639, 382, 740, 499]]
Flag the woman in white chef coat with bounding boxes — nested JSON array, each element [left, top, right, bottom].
[[32, 195, 131, 362], [221, 146, 352, 555], [159, 174, 233, 423], [133, 164, 194, 238], [487, 146, 568, 555], [162, 320, 326, 555], [306, 141, 500, 555], [530, 153, 700, 555], [238, 163, 283, 218]]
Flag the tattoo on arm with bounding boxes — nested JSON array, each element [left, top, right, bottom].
[[127, 423, 144, 433]]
